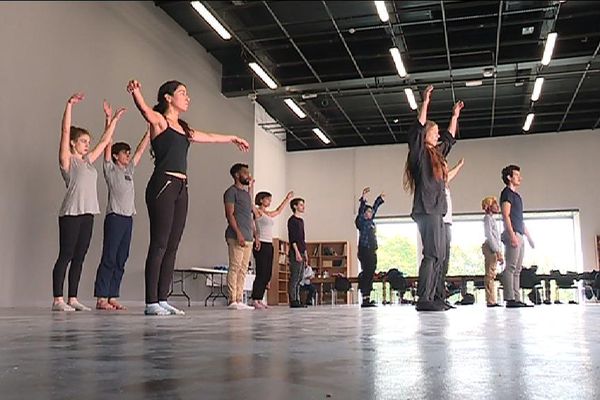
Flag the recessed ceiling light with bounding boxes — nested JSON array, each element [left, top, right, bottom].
[[393, 118, 399, 123], [522, 26, 534, 35], [465, 80, 483, 87]]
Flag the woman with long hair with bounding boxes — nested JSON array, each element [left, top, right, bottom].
[[53, 93, 125, 311], [251, 189, 294, 309], [127, 79, 249, 315], [403, 85, 463, 312]]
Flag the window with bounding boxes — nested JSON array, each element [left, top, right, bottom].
[[372, 210, 582, 277]]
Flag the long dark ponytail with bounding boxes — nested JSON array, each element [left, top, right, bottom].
[[153, 80, 192, 139]]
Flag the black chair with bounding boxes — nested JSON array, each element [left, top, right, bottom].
[[520, 267, 543, 304], [386, 269, 407, 304], [331, 276, 352, 305], [553, 271, 579, 304], [472, 279, 486, 303]]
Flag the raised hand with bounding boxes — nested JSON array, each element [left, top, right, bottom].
[[103, 100, 113, 119], [232, 136, 250, 152], [68, 92, 85, 105], [380, 192, 386, 199], [286, 191, 294, 200], [127, 80, 141, 93], [452, 100, 465, 117], [422, 85, 433, 103], [112, 107, 127, 121], [362, 187, 370, 198]]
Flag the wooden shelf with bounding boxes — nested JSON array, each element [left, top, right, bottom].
[[267, 238, 350, 306]]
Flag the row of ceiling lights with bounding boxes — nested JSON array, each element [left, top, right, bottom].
[[523, 32, 558, 132], [193, 1, 559, 142], [191, 1, 409, 144]]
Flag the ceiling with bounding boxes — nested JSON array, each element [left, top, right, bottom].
[[157, 1, 600, 151]]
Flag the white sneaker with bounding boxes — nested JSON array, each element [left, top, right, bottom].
[[144, 304, 170, 316], [52, 301, 75, 312], [158, 301, 185, 315], [237, 303, 255, 310], [68, 301, 92, 311], [228, 302, 239, 310]]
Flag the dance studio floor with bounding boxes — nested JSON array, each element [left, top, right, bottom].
[[1, 304, 599, 400]]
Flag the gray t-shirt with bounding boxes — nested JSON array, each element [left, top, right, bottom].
[[224, 185, 253, 242], [104, 161, 136, 216], [59, 155, 100, 216]]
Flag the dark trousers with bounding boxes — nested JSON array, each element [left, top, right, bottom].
[[300, 283, 316, 304], [252, 242, 273, 300], [94, 213, 133, 298], [435, 223, 452, 301], [52, 214, 94, 298], [144, 173, 188, 304], [289, 257, 304, 302], [414, 214, 446, 303], [358, 246, 377, 299]]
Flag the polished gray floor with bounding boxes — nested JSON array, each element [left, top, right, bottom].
[[1, 304, 599, 400]]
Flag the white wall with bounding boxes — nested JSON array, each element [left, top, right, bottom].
[[287, 130, 600, 275], [252, 104, 288, 237], [0, 2, 254, 307]]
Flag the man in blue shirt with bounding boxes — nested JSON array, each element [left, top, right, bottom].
[[500, 164, 535, 308], [355, 187, 385, 308]]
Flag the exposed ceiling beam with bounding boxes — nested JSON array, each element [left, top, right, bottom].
[[198, 2, 308, 148], [489, 1, 503, 136], [261, 1, 365, 144], [557, 40, 600, 132], [227, 55, 596, 97], [440, 1, 456, 104], [321, 0, 397, 142]]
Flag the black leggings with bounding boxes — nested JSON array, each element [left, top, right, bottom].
[[144, 173, 188, 304], [252, 242, 273, 300], [52, 214, 94, 298]]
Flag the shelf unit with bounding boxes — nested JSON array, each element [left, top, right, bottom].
[[267, 238, 350, 306]]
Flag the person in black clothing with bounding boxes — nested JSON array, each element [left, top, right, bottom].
[[287, 198, 307, 308], [355, 187, 385, 308], [127, 79, 249, 316], [403, 84, 464, 312]]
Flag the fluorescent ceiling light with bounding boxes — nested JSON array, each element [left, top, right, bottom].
[[190, 1, 232, 40], [404, 88, 418, 110], [541, 32, 558, 66], [283, 98, 306, 119], [465, 80, 483, 87], [531, 77, 544, 101], [523, 113, 535, 131], [374, 1, 389, 23], [312, 128, 331, 144], [248, 62, 278, 90], [390, 47, 407, 77]]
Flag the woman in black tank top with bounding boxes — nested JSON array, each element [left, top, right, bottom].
[[127, 79, 249, 316]]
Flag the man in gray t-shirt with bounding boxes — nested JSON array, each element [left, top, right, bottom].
[[224, 163, 257, 310]]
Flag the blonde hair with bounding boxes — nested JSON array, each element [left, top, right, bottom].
[[481, 196, 498, 212]]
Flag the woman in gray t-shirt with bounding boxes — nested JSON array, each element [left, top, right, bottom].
[[52, 93, 125, 312]]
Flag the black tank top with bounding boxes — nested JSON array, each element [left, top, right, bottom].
[[151, 126, 190, 175]]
